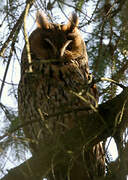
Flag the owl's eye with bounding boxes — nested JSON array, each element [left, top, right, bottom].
[[67, 33, 75, 40], [43, 38, 57, 54], [42, 39, 52, 49], [66, 43, 72, 51]]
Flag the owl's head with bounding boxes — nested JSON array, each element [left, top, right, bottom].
[[29, 12, 87, 62]]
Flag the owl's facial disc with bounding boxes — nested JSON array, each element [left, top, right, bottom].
[[44, 38, 73, 60], [34, 12, 83, 63]]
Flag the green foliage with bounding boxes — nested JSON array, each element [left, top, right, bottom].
[[0, 0, 128, 179], [75, 0, 85, 10]]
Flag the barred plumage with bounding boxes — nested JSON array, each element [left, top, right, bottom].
[[18, 12, 105, 180]]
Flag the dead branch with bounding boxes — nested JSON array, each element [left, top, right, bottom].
[[1, 87, 128, 180]]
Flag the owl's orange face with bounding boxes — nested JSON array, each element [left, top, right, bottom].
[[29, 12, 86, 62]]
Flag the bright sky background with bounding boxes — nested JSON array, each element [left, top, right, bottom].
[[0, 1, 121, 178]]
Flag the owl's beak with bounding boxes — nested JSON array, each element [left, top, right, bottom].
[[45, 38, 72, 59]]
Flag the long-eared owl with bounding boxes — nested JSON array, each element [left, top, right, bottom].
[[18, 12, 105, 180]]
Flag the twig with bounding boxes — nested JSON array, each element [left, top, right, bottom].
[[111, 0, 127, 18], [69, 90, 98, 113], [0, 0, 35, 58], [0, 107, 91, 141], [100, 77, 125, 89], [0, 43, 14, 101], [0, 0, 35, 100], [69, 90, 110, 132], [38, 108, 53, 135], [0, 78, 18, 86], [23, 1, 33, 73], [0, 10, 24, 57], [90, 77, 126, 90]]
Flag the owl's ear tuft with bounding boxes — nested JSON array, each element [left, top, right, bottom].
[[36, 11, 50, 29], [62, 13, 79, 32], [70, 13, 79, 28]]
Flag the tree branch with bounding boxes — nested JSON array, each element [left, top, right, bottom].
[[1, 87, 128, 180], [0, 0, 35, 57]]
